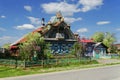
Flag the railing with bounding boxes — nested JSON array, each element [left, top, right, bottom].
[[0, 59, 24, 67], [0, 58, 92, 68], [56, 33, 64, 39], [99, 54, 120, 59], [108, 54, 120, 58]]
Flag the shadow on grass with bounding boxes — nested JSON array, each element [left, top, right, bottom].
[[0, 66, 15, 72]]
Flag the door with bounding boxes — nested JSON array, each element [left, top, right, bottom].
[[94, 49, 100, 59]]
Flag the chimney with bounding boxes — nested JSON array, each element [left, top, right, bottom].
[[41, 18, 45, 26]]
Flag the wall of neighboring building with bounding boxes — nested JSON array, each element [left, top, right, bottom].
[[114, 44, 120, 50], [114, 44, 120, 55], [83, 42, 108, 59], [0, 48, 10, 58], [0, 48, 5, 53]]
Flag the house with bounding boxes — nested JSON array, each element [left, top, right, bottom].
[[79, 38, 108, 59], [0, 48, 5, 53], [43, 12, 76, 54], [114, 44, 120, 54], [10, 12, 77, 57], [92, 42, 108, 59], [0, 48, 10, 58]]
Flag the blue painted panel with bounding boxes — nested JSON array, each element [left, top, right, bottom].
[[51, 43, 73, 54]]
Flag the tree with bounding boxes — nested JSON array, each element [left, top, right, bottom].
[[43, 43, 53, 59], [19, 32, 43, 60], [103, 32, 116, 53], [19, 32, 53, 62], [103, 32, 116, 47], [18, 32, 47, 68], [91, 32, 104, 42], [110, 45, 117, 53], [73, 42, 84, 58], [92, 32, 116, 53], [2, 43, 11, 49]]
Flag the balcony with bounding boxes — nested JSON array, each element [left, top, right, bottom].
[[56, 33, 64, 39]]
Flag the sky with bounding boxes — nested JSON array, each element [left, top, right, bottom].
[[0, 0, 120, 46]]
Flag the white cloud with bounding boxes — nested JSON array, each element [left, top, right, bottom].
[[15, 24, 35, 30], [97, 21, 110, 25], [0, 36, 19, 46], [41, 0, 103, 16], [24, 5, 32, 12], [116, 28, 120, 31], [79, 0, 103, 12], [0, 27, 6, 31], [27, 16, 41, 25], [50, 16, 82, 23], [64, 17, 82, 23], [77, 28, 88, 33], [41, 2, 80, 16], [0, 15, 6, 18], [0, 36, 11, 40]]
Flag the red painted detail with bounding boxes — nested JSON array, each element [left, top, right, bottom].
[[79, 38, 93, 43], [10, 46, 18, 49]]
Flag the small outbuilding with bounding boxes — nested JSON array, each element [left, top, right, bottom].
[[92, 42, 108, 59], [80, 38, 108, 59]]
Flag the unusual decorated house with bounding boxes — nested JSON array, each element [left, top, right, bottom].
[[10, 12, 77, 56], [43, 12, 76, 54]]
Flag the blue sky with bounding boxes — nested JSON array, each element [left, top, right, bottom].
[[0, 0, 120, 46]]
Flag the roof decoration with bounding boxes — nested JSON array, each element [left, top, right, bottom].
[[52, 11, 64, 27], [10, 12, 73, 49]]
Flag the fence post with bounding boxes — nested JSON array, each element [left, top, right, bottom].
[[56, 58, 58, 65], [79, 57, 81, 63], [23, 59, 26, 69], [67, 58, 69, 64], [41, 59, 44, 68], [15, 56, 18, 68]]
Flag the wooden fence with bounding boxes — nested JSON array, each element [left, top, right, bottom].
[[0, 58, 92, 68]]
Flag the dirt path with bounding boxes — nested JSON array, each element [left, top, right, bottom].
[[97, 59, 120, 64]]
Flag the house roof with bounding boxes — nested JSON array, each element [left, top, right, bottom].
[[114, 44, 120, 50], [10, 35, 27, 46], [94, 42, 107, 48], [32, 27, 43, 33], [94, 42, 102, 48], [114, 44, 120, 46], [10, 27, 43, 49], [79, 38, 93, 43]]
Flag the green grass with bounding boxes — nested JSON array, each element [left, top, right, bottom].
[[0, 60, 120, 78], [0, 66, 34, 78]]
